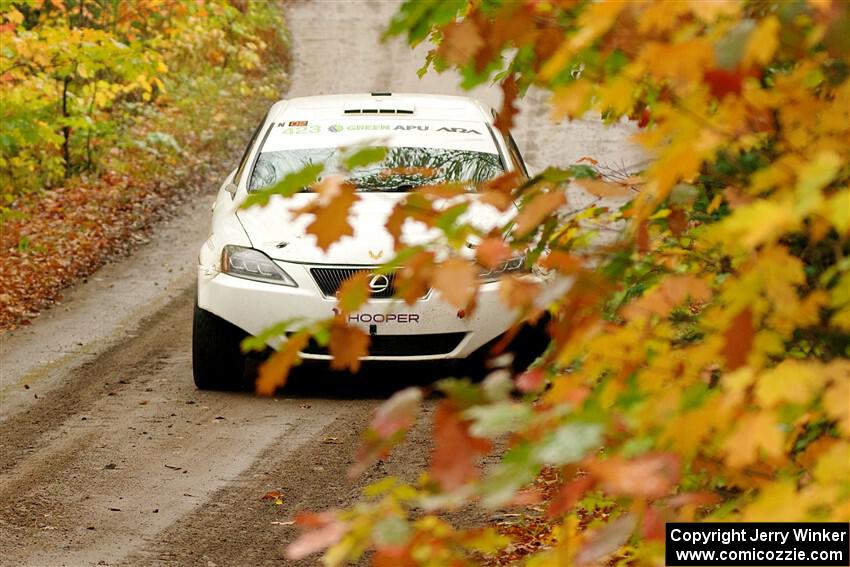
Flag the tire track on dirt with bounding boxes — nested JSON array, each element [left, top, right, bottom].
[[0, 1, 645, 565]]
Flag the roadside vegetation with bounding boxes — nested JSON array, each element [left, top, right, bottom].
[[0, 0, 288, 329], [238, 1, 850, 564]]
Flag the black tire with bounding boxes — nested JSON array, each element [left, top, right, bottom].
[[192, 303, 250, 390]]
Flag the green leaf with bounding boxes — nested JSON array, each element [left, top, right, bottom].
[[241, 163, 324, 208], [480, 443, 538, 508], [373, 517, 411, 547], [342, 146, 388, 170], [435, 202, 470, 237], [385, 0, 466, 45], [669, 183, 700, 206], [436, 378, 486, 409], [465, 403, 533, 437], [534, 422, 602, 466], [241, 318, 305, 352], [566, 164, 598, 179], [714, 19, 755, 70]]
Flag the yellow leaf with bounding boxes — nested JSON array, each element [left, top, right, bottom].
[[640, 39, 715, 85], [755, 360, 825, 407], [723, 411, 784, 467], [550, 81, 593, 121], [813, 441, 849, 486], [639, 2, 690, 33], [707, 193, 723, 213], [795, 151, 841, 216], [743, 16, 780, 66], [598, 75, 634, 115], [823, 363, 850, 434], [7, 8, 23, 24], [824, 189, 850, 234], [540, 2, 623, 81], [742, 480, 804, 521]]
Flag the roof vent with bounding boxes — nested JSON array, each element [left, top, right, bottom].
[[343, 105, 414, 115], [371, 92, 392, 96]]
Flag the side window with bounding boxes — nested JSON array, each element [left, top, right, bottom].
[[234, 112, 269, 185], [507, 133, 529, 178]]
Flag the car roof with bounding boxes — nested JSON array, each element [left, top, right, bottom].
[[268, 93, 495, 123]]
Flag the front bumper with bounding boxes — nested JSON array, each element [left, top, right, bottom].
[[197, 260, 525, 361]]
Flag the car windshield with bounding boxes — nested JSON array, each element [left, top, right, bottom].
[[249, 147, 504, 192]]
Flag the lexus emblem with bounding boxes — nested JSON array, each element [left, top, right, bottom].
[[369, 274, 390, 293]]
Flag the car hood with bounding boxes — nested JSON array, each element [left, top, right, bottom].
[[236, 192, 509, 264]]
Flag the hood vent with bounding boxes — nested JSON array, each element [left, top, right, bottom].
[[343, 108, 414, 115]]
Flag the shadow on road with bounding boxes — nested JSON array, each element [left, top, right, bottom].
[[245, 358, 467, 400]]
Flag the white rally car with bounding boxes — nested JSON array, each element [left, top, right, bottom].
[[194, 93, 543, 389]]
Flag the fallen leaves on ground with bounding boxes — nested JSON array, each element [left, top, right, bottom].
[[0, 95, 274, 333]]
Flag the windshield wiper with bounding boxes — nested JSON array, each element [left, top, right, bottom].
[[355, 183, 415, 193]]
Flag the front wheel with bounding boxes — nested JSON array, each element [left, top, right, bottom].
[[192, 303, 250, 390]]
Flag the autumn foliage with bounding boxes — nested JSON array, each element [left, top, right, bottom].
[[249, 0, 848, 564], [0, 0, 288, 329], [0, 0, 287, 200]]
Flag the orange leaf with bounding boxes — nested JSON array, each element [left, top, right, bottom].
[[256, 333, 309, 396], [337, 272, 370, 314], [498, 274, 539, 311], [494, 73, 519, 135], [395, 250, 436, 305], [575, 178, 633, 198], [475, 237, 512, 269], [542, 250, 583, 274], [430, 401, 491, 490], [386, 193, 436, 250], [479, 170, 521, 210], [296, 177, 359, 251], [432, 257, 479, 308], [260, 490, 282, 501], [513, 191, 566, 237], [722, 308, 754, 371], [328, 320, 370, 373], [588, 453, 681, 498], [437, 18, 483, 67], [622, 275, 712, 320], [547, 474, 596, 517]]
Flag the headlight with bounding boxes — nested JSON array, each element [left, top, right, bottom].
[[479, 255, 526, 281], [221, 245, 297, 286]]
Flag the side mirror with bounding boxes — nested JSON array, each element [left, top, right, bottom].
[[225, 181, 238, 199]]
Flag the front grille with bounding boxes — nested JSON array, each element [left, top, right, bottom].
[[311, 267, 398, 298], [301, 332, 466, 357]]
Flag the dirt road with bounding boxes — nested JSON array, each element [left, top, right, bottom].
[[0, 2, 644, 565]]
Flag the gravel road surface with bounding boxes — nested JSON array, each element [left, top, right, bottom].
[[0, 1, 644, 565]]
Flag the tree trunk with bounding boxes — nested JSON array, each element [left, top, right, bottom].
[[62, 76, 71, 178]]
